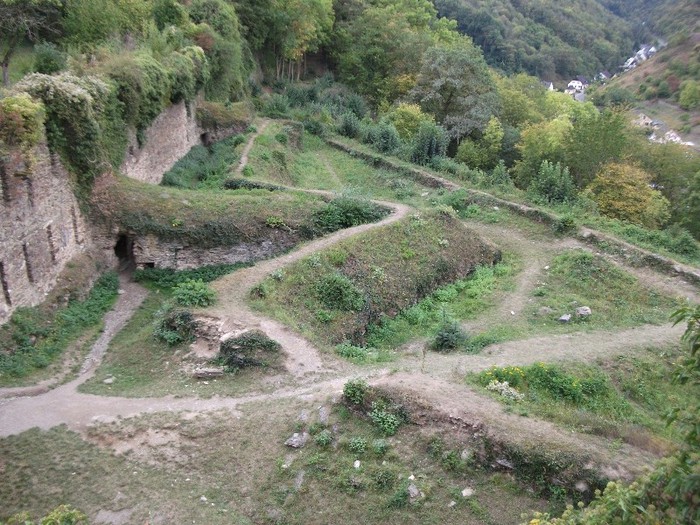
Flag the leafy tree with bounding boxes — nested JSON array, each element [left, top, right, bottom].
[[384, 102, 434, 141], [513, 117, 571, 188], [528, 160, 576, 204], [494, 73, 547, 128], [410, 120, 448, 165], [586, 163, 670, 229], [411, 37, 499, 141], [564, 109, 630, 187], [63, 0, 151, 45], [0, 0, 61, 86], [679, 80, 700, 110]]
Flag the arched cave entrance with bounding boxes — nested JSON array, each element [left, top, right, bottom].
[[114, 234, 135, 272]]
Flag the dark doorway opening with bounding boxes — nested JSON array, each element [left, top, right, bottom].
[[114, 234, 135, 272]]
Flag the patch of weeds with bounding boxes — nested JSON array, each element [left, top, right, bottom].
[[217, 330, 281, 371], [314, 430, 333, 448], [315, 273, 365, 311], [0, 272, 119, 382], [334, 342, 393, 364], [134, 263, 250, 289], [172, 279, 216, 307], [311, 195, 389, 234], [348, 437, 368, 455], [430, 317, 468, 352], [152, 304, 195, 346], [371, 468, 396, 490], [242, 165, 254, 177], [387, 482, 410, 508], [369, 402, 402, 436], [371, 439, 389, 456], [343, 379, 369, 405]]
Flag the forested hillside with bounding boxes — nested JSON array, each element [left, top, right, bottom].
[[433, 0, 636, 79]]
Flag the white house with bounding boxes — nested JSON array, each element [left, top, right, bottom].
[[567, 80, 583, 92]]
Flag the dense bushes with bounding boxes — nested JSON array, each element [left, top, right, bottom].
[[311, 196, 389, 234], [0, 93, 45, 152], [217, 330, 281, 371], [17, 73, 127, 188], [172, 279, 216, 307]]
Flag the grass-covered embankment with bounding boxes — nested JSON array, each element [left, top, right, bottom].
[[92, 176, 389, 249], [250, 209, 500, 348], [0, 272, 119, 385]]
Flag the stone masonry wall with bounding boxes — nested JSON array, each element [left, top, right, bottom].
[[121, 100, 202, 184], [0, 145, 90, 324]]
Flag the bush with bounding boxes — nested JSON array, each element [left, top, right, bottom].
[[0, 93, 44, 151], [196, 101, 252, 131], [411, 121, 448, 165], [431, 319, 468, 352], [362, 121, 401, 154], [315, 429, 333, 447], [311, 196, 388, 233], [153, 0, 188, 29], [553, 213, 577, 234], [263, 94, 290, 117], [33, 42, 67, 75], [369, 404, 402, 436], [348, 437, 368, 454], [343, 379, 369, 405], [153, 305, 195, 346], [172, 279, 216, 307], [315, 273, 365, 311], [529, 160, 576, 204], [337, 111, 361, 138], [218, 330, 281, 371]]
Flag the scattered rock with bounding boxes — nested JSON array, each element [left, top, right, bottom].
[[318, 406, 330, 424], [544, 265, 550, 270], [284, 432, 309, 448], [191, 367, 224, 379], [539, 306, 555, 316], [117, 289, 125, 295], [558, 314, 572, 323], [510, 310, 515, 315], [297, 410, 310, 422], [575, 481, 589, 493], [493, 206, 499, 210], [353, 460, 361, 469], [421, 191, 430, 197], [495, 458, 514, 469], [575, 306, 592, 317], [200, 496, 207, 502], [448, 500, 457, 508], [408, 483, 421, 499], [408, 474, 415, 480], [294, 470, 306, 491], [461, 487, 474, 498], [102, 376, 114, 384]]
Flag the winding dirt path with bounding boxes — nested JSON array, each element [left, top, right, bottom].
[[0, 118, 697, 488]]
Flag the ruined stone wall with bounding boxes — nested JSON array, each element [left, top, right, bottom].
[[0, 146, 91, 324], [131, 233, 298, 270], [121, 100, 202, 184]]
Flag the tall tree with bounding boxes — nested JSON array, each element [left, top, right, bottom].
[[0, 0, 61, 86], [411, 37, 499, 141]]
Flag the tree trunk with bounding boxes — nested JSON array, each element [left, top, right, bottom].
[[2, 63, 9, 86]]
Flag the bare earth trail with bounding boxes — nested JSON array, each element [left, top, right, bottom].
[[0, 120, 697, 486]]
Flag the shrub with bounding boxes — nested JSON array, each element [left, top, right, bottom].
[[553, 213, 577, 234], [218, 330, 281, 370], [431, 319, 468, 352], [0, 93, 44, 151], [153, 305, 195, 346], [411, 121, 448, 165], [529, 160, 576, 204], [312, 196, 388, 233], [172, 279, 216, 307], [153, 0, 188, 29], [315, 273, 365, 311], [337, 111, 361, 138], [362, 121, 401, 154], [263, 94, 290, 117], [315, 429, 333, 447], [343, 379, 369, 405], [369, 403, 402, 436], [372, 439, 389, 456], [384, 102, 434, 140], [16, 74, 128, 187], [348, 436, 368, 454], [303, 117, 326, 136], [196, 101, 252, 131], [33, 42, 67, 75]]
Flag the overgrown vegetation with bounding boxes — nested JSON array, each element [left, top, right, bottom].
[[216, 330, 282, 372], [134, 262, 252, 289], [0, 272, 119, 383], [250, 210, 498, 347]]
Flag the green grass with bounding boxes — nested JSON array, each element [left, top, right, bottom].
[[0, 272, 119, 385], [265, 400, 547, 525], [133, 262, 253, 290], [7, 45, 36, 85], [469, 345, 697, 451], [365, 263, 515, 351], [78, 292, 284, 398], [94, 176, 330, 248], [161, 133, 247, 189], [526, 249, 678, 329], [243, 123, 438, 207], [250, 209, 499, 349]]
